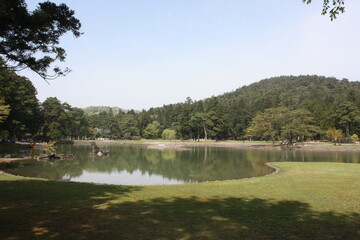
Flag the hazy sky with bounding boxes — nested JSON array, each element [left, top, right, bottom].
[[22, 0, 360, 110]]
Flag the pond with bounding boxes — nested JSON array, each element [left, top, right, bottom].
[[1, 144, 360, 185]]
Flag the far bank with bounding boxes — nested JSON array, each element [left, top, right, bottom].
[[70, 140, 360, 152]]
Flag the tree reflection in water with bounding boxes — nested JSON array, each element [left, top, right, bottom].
[[1, 144, 359, 185]]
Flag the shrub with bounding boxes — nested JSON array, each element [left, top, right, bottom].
[[351, 134, 359, 142], [161, 129, 176, 140], [325, 128, 343, 143]]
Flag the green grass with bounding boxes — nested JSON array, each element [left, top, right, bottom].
[[1, 162, 359, 240]]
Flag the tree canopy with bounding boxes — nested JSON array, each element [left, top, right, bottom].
[[0, 0, 81, 80], [247, 107, 321, 144], [40, 97, 89, 140], [0, 66, 41, 138], [303, 0, 345, 20], [0, 98, 10, 124]]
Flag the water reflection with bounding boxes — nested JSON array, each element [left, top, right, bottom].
[[1, 144, 359, 185], [68, 170, 188, 185]]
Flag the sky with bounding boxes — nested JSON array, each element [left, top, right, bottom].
[[22, 0, 360, 110]]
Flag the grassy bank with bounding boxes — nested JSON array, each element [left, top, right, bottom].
[[1, 162, 359, 240]]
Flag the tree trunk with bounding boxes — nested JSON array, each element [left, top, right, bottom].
[[289, 132, 293, 145], [346, 124, 350, 137]]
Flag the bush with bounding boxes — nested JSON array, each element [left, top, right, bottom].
[[351, 134, 359, 142], [161, 129, 176, 140], [325, 128, 343, 143], [0, 130, 9, 139]]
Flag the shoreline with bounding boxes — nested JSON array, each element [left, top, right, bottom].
[[0, 157, 35, 163], [71, 140, 360, 152], [0, 162, 282, 186]]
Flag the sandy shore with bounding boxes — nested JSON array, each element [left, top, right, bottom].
[[0, 158, 24, 163], [72, 140, 360, 152], [0, 157, 35, 163]]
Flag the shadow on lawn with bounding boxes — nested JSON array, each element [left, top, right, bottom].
[[0, 180, 359, 240]]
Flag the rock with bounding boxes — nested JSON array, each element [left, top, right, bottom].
[[36, 153, 77, 161], [66, 154, 76, 159], [91, 142, 110, 156], [48, 153, 57, 159], [91, 142, 100, 154], [102, 151, 110, 156]]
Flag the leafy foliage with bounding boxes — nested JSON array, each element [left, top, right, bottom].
[[143, 121, 161, 139], [332, 102, 360, 137], [247, 107, 321, 143], [0, 98, 10, 124], [325, 128, 343, 143], [0, 66, 41, 138], [40, 97, 89, 140], [0, 0, 81, 80], [350, 134, 358, 142], [303, 0, 345, 20], [161, 129, 176, 140], [281, 108, 322, 143]]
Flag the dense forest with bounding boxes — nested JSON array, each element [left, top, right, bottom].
[[1, 66, 360, 143]]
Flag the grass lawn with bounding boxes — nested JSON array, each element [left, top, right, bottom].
[[0, 162, 359, 240]]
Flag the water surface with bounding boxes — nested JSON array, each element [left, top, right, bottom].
[[1, 144, 359, 185]]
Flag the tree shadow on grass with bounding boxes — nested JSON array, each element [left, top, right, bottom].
[[106, 197, 360, 240], [0, 179, 141, 240], [0, 180, 359, 240]]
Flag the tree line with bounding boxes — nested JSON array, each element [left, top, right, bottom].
[[1, 67, 360, 143]]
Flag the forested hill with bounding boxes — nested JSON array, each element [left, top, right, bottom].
[[215, 75, 360, 124], [142, 75, 360, 139], [220, 75, 360, 110]]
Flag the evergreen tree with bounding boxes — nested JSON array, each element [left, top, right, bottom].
[[333, 102, 360, 137], [41, 97, 71, 140]]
